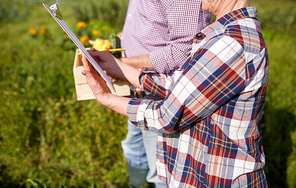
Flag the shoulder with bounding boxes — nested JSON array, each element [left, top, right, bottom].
[[223, 18, 265, 50]]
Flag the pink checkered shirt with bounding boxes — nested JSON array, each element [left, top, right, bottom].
[[121, 0, 211, 73]]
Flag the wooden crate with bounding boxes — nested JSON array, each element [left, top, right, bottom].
[[73, 49, 131, 101]]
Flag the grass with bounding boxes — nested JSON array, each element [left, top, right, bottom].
[[252, 1, 296, 187], [0, 0, 295, 187], [0, 0, 129, 187]]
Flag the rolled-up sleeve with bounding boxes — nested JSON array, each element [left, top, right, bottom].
[[149, 0, 211, 73]]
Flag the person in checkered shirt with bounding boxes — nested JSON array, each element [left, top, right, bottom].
[[82, 0, 269, 187], [118, 0, 210, 187]]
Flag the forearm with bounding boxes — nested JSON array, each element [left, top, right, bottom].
[[115, 60, 141, 89], [97, 93, 130, 117], [120, 55, 154, 69]]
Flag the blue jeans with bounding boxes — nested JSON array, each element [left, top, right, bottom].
[[121, 119, 167, 188]]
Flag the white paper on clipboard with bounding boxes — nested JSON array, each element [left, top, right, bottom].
[[43, 1, 114, 90]]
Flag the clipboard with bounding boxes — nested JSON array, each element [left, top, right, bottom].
[[43, 0, 114, 90]]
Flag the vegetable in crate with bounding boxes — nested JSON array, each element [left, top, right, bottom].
[[92, 39, 112, 51], [108, 33, 121, 58]]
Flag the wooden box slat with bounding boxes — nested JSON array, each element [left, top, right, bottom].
[[73, 49, 130, 101]]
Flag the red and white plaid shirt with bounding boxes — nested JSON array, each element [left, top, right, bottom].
[[128, 7, 268, 187], [121, 0, 211, 73]]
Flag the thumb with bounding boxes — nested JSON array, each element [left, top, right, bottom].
[[81, 70, 88, 75], [82, 55, 91, 71]]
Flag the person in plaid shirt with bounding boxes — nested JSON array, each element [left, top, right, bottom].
[[119, 0, 210, 187], [82, 0, 269, 187]]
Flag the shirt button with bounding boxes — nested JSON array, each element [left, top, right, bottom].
[[195, 32, 203, 39]]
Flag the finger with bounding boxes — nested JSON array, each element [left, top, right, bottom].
[[82, 55, 91, 71], [88, 49, 109, 57], [81, 70, 87, 75], [84, 68, 111, 94], [89, 40, 95, 45], [82, 69, 96, 83], [96, 74, 112, 93], [82, 54, 103, 79]]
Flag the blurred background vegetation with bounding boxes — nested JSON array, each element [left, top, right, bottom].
[[0, 0, 295, 187]]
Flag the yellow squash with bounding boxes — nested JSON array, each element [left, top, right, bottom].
[[92, 39, 112, 51]]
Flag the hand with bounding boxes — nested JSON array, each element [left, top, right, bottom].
[[81, 54, 112, 104], [81, 53, 131, 117], [88, 39, 110, 46], [87, 49, 127, 81], [83, 48, 141, 90], [89, 40, 95, 46]]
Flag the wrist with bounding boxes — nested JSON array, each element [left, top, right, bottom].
[[94, 92, 113, 107], [119, 57, 130, 66], [95, 93, 130, 117]]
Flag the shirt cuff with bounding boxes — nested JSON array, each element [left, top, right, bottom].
[[138, 67, 157, 90], [127, 98, 152, 131]]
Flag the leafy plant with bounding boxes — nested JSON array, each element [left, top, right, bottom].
[[69, 0, 128, 32], [0, 0, 296, 188]]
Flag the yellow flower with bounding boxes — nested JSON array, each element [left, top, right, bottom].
[[80, 36, 90, 45], [38, 28, 46, 36], [29, 27, 37, 36], [64, 34, 68, 39], [92, 29, 100, 36], [77, 21, 87, 28]]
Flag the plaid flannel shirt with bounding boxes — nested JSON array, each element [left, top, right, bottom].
[[127, 6, 269, 188]]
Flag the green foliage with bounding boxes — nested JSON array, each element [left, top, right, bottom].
[[0, 27, 129, 187], [251, 2, 296, 187], [0, 0, 129, 187], [257, 7, 296, 36], [69, 0, 128, 33], [0, 0, 295, 188], [26, 178, 100, 188], [88, 20, 114, 39], [0, 0, 31, 23], [260, 30, 296, 188], [26, 179, 46, 188]]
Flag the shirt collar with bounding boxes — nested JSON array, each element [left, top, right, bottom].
[[187, 7, 257, 60], [202, 6, 258, 37]]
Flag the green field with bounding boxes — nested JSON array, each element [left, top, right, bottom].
[[0, 0, 295, 187]]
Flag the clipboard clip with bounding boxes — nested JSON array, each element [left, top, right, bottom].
[[49, 0, 63, 19]]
